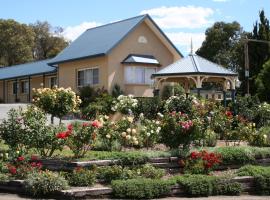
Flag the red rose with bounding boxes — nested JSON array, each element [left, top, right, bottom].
[[82, 122, 89, 127], [36, 162, 42, 169], [56, 132, 68, 139], [31, 155, 38, 161], [91, 120, 102, 128], [67, 124, 73, 131], [8, 166, 17, 175], [17, 156, 25, 162]]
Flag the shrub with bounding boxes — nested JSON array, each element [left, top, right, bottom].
[[111, 84, 124, 98], [97, 165, 124, 183], [64, 121, 101, 158], [33, 87, 81, 123], [164, 95, 193, 114], [214, 181, 242, 196], [204, 129, 217, 147], [161, 83, 185, 100], [111, 95, 138, 114], [249, 126, 270, 147], [137, 164, 165, 179], [159, 111, 201, 150], [0, 173, 9, 182], [254, 173, 270, 195], [237, 165, 270, 176], [176, 175, 216, 197], [184, 150, 221, 174], [65, 167, 96, 186], [112, 178, 173, 199], [214, 147, 255, 165], [24, 170, 69, 197], [78, 86, 97, 107], [134, 97, 164, 119]]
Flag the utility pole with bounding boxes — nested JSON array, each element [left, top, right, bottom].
[[243, 38, 270, 95]]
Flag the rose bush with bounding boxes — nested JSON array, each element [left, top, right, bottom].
[[33, 87, 81, 124], [111, 95, 138, 114]]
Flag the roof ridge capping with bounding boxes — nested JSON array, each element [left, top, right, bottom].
[[85, 14, 149, 32]]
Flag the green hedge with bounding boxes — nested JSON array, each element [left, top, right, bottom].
[[112, 178, 174, 199], [173, 175, 242, 197], [237, 165, 270, 176]]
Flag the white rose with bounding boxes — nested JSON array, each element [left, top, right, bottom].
[[146, 132, 151, 137], [127, 128, 131, 133], [106, 134, 111, 139], [132, 129, 137, 135], [126, 135, 131, 140], [121, 132, 127, 137]]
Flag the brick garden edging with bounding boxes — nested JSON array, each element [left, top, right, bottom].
[[0, 176, 255, 198]]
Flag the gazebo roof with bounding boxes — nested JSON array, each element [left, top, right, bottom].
[[152, 54, 237, 77]]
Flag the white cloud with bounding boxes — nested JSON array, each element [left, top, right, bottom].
[[62, 21, 101, 41], [140, 6, 214, 29], [166, 32, 205, 53]]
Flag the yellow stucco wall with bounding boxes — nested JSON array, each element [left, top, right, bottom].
[[107, 21, 176, 96], [58, 56, 108, 93]]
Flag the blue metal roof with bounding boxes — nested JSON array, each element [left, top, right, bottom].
[[153, 54, 238, 77], [49, 15, 147, 65], [122, 54, 159, 65], [0, 59, 56, 80], [49, 14, 183, 65]]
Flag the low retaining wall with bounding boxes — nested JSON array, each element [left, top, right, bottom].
[[39, 157, 270, 172], [0, 176, 255, 199]]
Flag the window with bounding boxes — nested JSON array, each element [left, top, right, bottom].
[[50, 77, 57, 88], [21, 81, 29, 94], [125, 66, 156, 84], [12, 82, 19, 95], [77, 68, 99, 87]]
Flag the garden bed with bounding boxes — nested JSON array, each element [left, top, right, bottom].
[[0, 176, 256, 199]]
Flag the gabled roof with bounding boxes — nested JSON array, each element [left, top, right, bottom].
[[122, 54, 159, 65], [49, 14, 182, 65], [0, 59, 56, 80], [152, 54, 238, 77]]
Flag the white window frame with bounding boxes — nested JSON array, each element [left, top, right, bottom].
[[77, 67, 99, 88], [124, 66, 156, 85], [20, 80, 29, 94]]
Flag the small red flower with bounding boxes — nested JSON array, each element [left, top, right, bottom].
[[17, 156, 25, 162], [82, 122, 89, 127], [31, 155, 38, 161], [8, 166, 17, 175], [36, 162, 42, 169], [225, 111, 233, 118], [31, 162, 37, 167], [91, 120, 102, 128], [56, 132, 68, 139], [67, 124, 73, 131]]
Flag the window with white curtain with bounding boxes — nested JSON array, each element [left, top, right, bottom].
[[125, 66, 156, 84], [77, 68, 99, 87]]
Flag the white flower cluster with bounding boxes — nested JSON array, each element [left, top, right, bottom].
[[141, 119, 161, 137], [111, 94, 138, 113], [164, 95, 184, 111]]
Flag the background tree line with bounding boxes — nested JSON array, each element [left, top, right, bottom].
[[0, 19, 68, 67], [196, 10, 270, 102]]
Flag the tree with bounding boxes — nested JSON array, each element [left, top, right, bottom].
[[0, 19, 35, 66], [30, 21, 68, 60], [248, 10, 270, 96], [196, 21, 242, 71], [255, 59, 270, 102]]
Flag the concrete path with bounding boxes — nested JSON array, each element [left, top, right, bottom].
[[0, 194, 269, 200], [0, 103, 85, 125]]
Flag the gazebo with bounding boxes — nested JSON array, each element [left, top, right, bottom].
[[152, 53, 239, 104]]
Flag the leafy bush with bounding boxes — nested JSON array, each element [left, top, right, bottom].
[[161, 83, 185, 99], [160, 112, 201, 150], [64, 121, 101, 158], [176, 175, 216, 197], [184, 150, 221, 174], [174, 175, 242, 197], [249, 126, 270, 147], [214, 147, 255, 165], [0, 173, 9, 182], [33, 87, 81, 123], [134, 97, 164, 119], [164, 95, 193, 114], [237, 165, 270, 176], [65, 167, 96, 186], [254, 173, 270, 195], [111, 84, 124, 98], [24, 170, 69, 197], [111, 95, 138, 114], [81, 94, 115, 120], [112, 178, 173, 199], [97, 164, 165, 183], [213, 181, 242, 196], [78, 86, 97, 107]]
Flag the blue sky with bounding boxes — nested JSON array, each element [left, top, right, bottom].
[[0, 0, 269, 55]]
